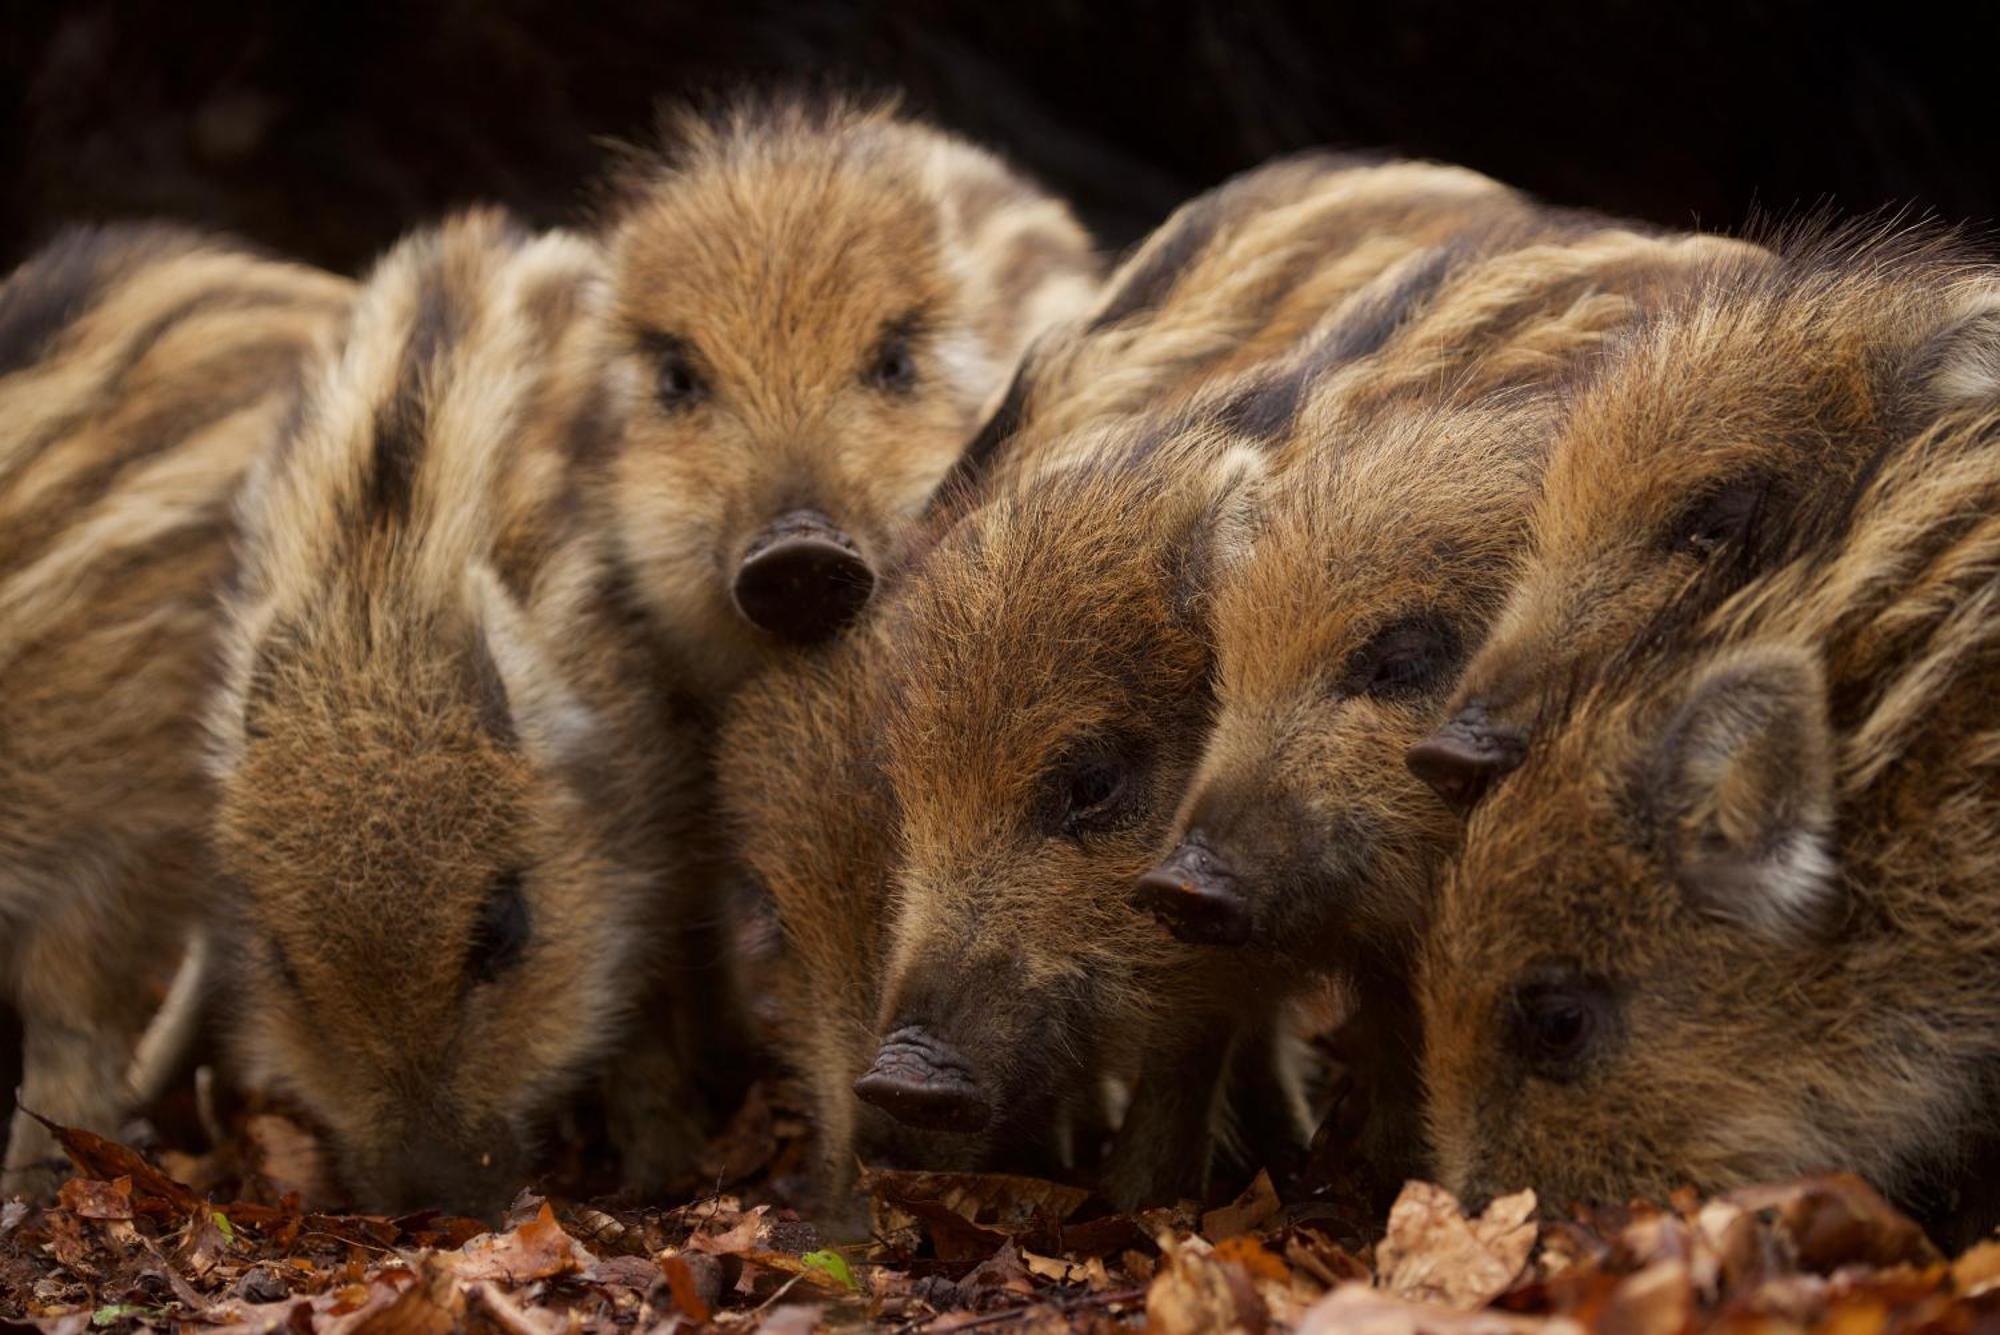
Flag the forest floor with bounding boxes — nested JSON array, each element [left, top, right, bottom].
[[4, 1069, 1998, 1333]]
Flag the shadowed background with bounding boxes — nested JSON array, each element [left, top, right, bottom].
[[4, 1, 1996, 273]]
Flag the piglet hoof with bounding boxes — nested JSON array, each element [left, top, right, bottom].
[[733, 509, 875, 644], [1132, 840, 1252, 945], [854, 1025, 990, 1133]]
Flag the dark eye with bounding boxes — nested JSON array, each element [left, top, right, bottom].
[[866, 329, 918, 393], [1667, 477, 1767, 559], [1040, 749, 1137, 839], [649, 335, 706, 411], [1507, 968, 1616, 1082], [1341, 613, 1462, 699], [467, 869, 531, 986]]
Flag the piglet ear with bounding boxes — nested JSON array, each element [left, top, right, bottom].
[[465, 562, 602, 776], [1653, 644, 1838, 943], [1923, 283, 2000, 409], [1172, 443, 1269, 621]]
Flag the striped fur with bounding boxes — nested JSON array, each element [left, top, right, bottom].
[[0, 225, 350, 1195], [1420, 228, 2000, 811], [1419, 234, 2000, 1246], [935, 153, 1549, 501], [208, 210, 742, 1216], [596, 98, 1099, 692], [717, 155, 1551, 1210], [1144, 226, 1752, 1202], [883, 221, 1752, 1211]]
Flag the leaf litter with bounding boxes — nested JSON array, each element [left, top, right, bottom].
[[4, 1077, 1999, 1332]]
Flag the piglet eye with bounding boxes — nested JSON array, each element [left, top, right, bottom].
[[649, 335, 707, 411], [1069, 763, 1122, 818], [1508, 968, 1616, 1082], [1668, 476, 1766, 559], [866, 331, 918, 394], [467, 869, 531, 986], [1039, 747, 1138, 840], [1341, 613, 1462, 700]]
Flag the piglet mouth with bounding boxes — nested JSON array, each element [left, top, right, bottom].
[[854, 1024, 992, 1133], [731, 508, 876, 645]]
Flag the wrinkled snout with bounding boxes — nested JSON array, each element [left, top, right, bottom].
[[732, 508, 876, 644], [854, 1023, 992, 1133], [1406, 700, 1529, 813], [1132, 837, 1252, 945]]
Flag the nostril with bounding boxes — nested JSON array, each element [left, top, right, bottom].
[[1131, 837, 1253, 946], [732, 509, 875, 644], [1406, 702, 1529, 814], [853, 1023, 991, 1133]]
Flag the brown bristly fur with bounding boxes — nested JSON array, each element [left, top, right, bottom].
[[1420, 230, 2000, 1248], [596, 97, 1100, 691], [1156, 226, 1752, 1200], [209, 209, 744, 1217], [853, 189, 1753, 1210], [941, 153, 1547, 496], [1421, 225, 1997, 808], [718, 155, 1555, 1213], [0, 225, 350, 1195]]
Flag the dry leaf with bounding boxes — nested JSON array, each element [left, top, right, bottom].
[[451, 1201, 593, 1284], [244, 1113, 327, 1206], [57, 1175, 133, 1221], [467, 1280, 563, 1335], [1729, 1174, 1938, 1273], [1375, 1182, 1538, 1310], [1952, 1240, 2000, 1296], [1146, 1235, 1266, 1335], [1203, 1170, 1281, 1241], [1598, 1258, 1693, 1335], [1299, 1284, 1584, 1335]]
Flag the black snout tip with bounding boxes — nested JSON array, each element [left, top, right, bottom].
[[732, 510, 875, 644], [1406, 707, 1528, 813], [854, 1024, 990, 1133], [1131, 841, 1252, 946]]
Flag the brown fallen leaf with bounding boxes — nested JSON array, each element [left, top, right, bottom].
[[28, 1113, 200, 1214], [175, 1206, 235, 1279], [1952, 1239, 2000, 1297], [960, 1241, 1038, 1307], [1203, 1170, 1281, 1241], [244, 1113, 328, 1207], [1374, 1182, 1538, 1310], [1299, 1284, 1584, 1335], [56, 1175, 133, 1221], [346, 1262, 459, 1335], [467, 1280, 562, 1335], [1285, 1228, 1371, 1290], [660, 1251, 716, 1322], [1597, 1258, 1693, 1335], [1728, 1174, 1938, 1273], [1146, 1234, 1266, 1335], [862, 1169, 1090, 1235], [451, 1201, 593, 1284], [687, 1202, 771, 1256]]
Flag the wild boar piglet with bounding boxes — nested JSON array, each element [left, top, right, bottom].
[[597, 98, 1099, 684], [210, 210, 743, 1217], [1409, 229, 1992, 814], [1419, 238, 2000, 1247], [1137, 226, 1751, 1195], [0, 225, 348, 1196]]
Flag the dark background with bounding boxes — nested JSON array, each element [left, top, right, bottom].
[[3, 2, 1994, 275]]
